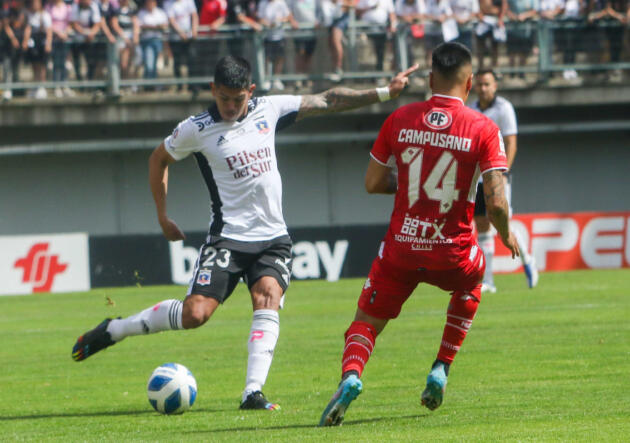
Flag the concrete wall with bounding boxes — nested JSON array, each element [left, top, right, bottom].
[[0, 130, 627, 237]]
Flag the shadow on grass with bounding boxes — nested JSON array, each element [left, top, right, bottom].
[[0, 407, 231, 421], [182, 413, 428, 434]]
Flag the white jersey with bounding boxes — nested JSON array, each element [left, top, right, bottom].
[[164, 95, 302, 242], [469, 95, 517, 184], [469, 95, 517, 136]]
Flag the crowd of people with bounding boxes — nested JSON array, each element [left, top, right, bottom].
[[1, 0, 628, 99]]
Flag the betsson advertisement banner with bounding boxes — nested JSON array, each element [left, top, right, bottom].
[[0, 233, 90, 296]]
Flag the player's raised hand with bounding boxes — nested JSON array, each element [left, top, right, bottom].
[[388, 64, 420, 99], [160, 217, 186, 241], [501, 231, 520, 259]]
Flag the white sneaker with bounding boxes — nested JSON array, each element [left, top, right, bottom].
[[63, 87, 76, 97], [272, 79, 284, 91], [523, 259, 539, 289], [329, 68, 343, 83], [54, 87, 64, 98], [1, 90, 12, 101], [34, 87, 47, 99], [481, 283, 497, 293]]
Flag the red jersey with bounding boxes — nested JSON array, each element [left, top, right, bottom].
[[371, 94, 507, 269], [199, 0, 226, 32]]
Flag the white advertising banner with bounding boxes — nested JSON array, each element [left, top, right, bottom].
[[0, 233, 90, 295]]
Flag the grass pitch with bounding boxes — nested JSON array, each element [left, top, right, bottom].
[[1, 269, 629, 442]]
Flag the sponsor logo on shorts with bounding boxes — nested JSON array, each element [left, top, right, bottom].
[[197, 271, 212, 285]]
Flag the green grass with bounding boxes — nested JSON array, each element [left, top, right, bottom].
[[1, 269, 629, 442]]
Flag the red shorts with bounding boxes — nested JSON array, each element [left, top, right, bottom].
[[358, 242, 485, 319]]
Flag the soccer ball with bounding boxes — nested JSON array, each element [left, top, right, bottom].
[[147, 363, 197, 414]]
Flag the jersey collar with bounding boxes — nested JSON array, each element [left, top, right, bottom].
[[208, 98, 259, 124], [431, 94, 465, 106]]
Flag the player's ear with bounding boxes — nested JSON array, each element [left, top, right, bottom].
[[210, 82, 216, 96], [466, 74, 473, 93], [248, 83, 256, 96]]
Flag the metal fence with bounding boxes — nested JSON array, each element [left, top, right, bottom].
[[1, 15, 629, 99]]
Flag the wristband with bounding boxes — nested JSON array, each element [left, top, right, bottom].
[[376, 86, 391, 102]]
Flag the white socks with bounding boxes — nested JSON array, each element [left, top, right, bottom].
[[478, 231, 495, 286], [106, 299, 183, 342], [242, 309, 280, 402]]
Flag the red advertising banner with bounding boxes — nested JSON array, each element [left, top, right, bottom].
[[493, 211, 630, 273]]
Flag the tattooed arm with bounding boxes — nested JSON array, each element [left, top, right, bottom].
[[482, 169, 519, 258], [296, 64, 419, 121]]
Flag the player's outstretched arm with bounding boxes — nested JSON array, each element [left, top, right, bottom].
[[482, 169, 519, 258], [149, 143, 186, 241], [296, 64, 419, 121]]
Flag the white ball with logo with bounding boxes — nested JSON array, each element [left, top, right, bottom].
[[147, 363, 197, 414]]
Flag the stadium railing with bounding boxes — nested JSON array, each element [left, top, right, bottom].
[[0, 17, 628, 98]]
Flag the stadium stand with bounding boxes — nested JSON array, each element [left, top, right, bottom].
[[1, 0, 629, 99]]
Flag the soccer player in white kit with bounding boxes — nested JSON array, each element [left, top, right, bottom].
[[469, 69, 538, 292], [72, 55, 419, 410]]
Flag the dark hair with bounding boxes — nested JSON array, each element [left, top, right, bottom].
[[475, 69, 498, 80], [214, 56, 252, 90], [431, 42, 472, 80]]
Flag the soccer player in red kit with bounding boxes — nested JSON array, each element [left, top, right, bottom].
[[319, 42, 520, 426]]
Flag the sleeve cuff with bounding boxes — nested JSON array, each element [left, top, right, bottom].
[[370, 152, 390, 166]]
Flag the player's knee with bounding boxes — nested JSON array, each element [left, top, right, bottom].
[[474, 215, 491, 232], [181, 297, 215, 329], [251, 277, 282, 310]]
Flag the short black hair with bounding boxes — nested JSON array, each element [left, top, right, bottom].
[[214, 56, 252, 90], [432, 42, 472, 80], [475, 69, 498, 80]]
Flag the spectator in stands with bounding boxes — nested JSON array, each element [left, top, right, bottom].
[[357, 0, 397, 72], [199, 0, 226, 32], [2, 0, 27, 101], [476, 0, 507, 69], [257, 0, 294, 90], [23, 0, 52, 99], [329, 0, 357, 81], [95, 0, 117, 84], [287, 0, 320, 86], [225, 0, 262, 58], [195, 0, 225, 93], [450, 0, 480, 50], [555, 0, 584, 81], [506, 0, 538, 78], [424, 0, 453, 65], [587, 0, 627, 78], [395, 0, 425, 68], [109, 0, 140, 86], [71, 0, 103, 82], [47, 0, 74, 97], [138, 0, 168, 83], [166, 0, 198, 90]]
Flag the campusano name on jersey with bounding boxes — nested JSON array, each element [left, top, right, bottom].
[[397, 129, 472, 152]]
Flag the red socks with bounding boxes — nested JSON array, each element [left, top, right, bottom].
[[341, 321, 376, 378], [437, 291, 480, 364]]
